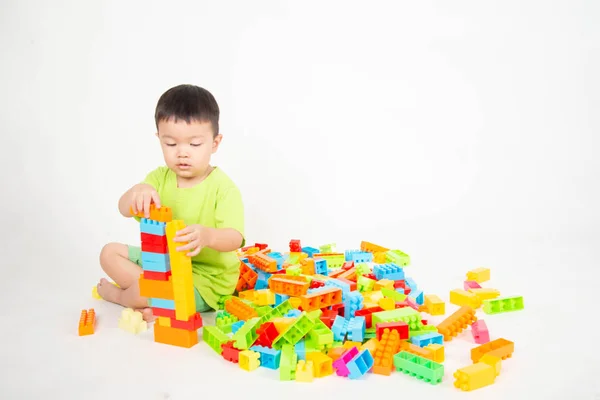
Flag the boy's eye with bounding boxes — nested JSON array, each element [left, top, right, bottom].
[[191, 143, 202, 147], [165, 143, 176, 147]]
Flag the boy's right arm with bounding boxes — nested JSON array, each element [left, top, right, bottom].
[[118, 183, 161, 218]]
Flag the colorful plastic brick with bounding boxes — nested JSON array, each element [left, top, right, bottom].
[[347, 316, 366, 342], [464, 280, 482, 290], [295, 360, 314, 382], [411, 332, 443, 347], [393, 351, 444, 385], [300, 287, 343, 311], [203, 326, 230, 354], [232, 317, 261, 349], [332, 347, 359, 377], [466, 267, 490, 283], [250, 345, 281, 369], [471, 338, 514, 363], [237, 261, 258, 292], [138, 274, 174, 300], [280, 344, 297, 381], [248, 253, 278, 273], [221, 341, 241, 363], [269, 276, 310, 297], [347, 349, 374, 379], [306, 352, 334, 377], [331, 315, 349, 341], [469, 288, 501, 302], [78, 309, 95, 336], [483, 296, 524, 315], [373, 263, 404, 280], [449, 289, 482, 309], [372, 328, 401, 375], [423, 294, 445, 315], [225, 297, 258, 321], [453, 361, 496, 391], [255, 321, 279, 347], [272, 313, 316, 349], [372, 307, 422, 331], [344, 291, 363, 319], [385, 249, 410, 266], [154, 323, 198, 348], [471, 320, 490, 344], [436, 306, 476, 341], [425, 343, 444, 363], [375, 321, 409, 341], [239, 350, 260, 371], [118, 308, 147, 334]]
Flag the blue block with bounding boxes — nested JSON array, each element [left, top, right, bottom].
[[275, 294, 289, 306], [315, 259, 328, 275], [373, 263, 404, 281], [347, 350, 374, 379], [344, 291, 364, 319], [268, 252, 285, 270], [302, 247, 320, 258], [231, 321, 245, 334], [345, 250, 373, 263], [149, 298, 175, 309], [140, 218, 166, 236], [141, 251, 171, 272], [331, 315, 349, 341], [295, 339, 307, 360], [410, 289, 424, 305], [285, 310, 301, 318], [250, 345, 281, 369], [240, 257, 249, 265], [325, 279, 350, 300], [411, 332, 444, 347], [347, 316, 366, 342], [255, 270, 271, 290], [405, 277, 418, 291]]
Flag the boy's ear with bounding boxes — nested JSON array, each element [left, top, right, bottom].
[[212, 134, 223, 153]]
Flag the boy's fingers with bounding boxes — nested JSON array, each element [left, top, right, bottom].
[[143, 195, 151, 217], [187, 246, 201, 257], [174, 232, 195, 243], [175, 227, 191, 237], [136, 197, 144, 217], [152, 192, 161, 208], [176, 241, 195, 252]]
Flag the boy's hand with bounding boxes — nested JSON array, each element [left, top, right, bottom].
[[131, 184, 161, 218], [173, 224, 210, 257]]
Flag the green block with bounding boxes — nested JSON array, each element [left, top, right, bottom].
[[483, 296, 524, 315], [319, 254, 345, 268], [306, 309, 323, 321], [231, 317, 261, 350], [217, 295, 233, 310], [202, 326, 230, 355], [319, 243, 336, 253], [255, 306, 272, 317], [409, 325, 438, 338], [355, 263, 371, 276], [280, 344, 297, 381], [272, 312, 316, 350], [286, 265, 302, 276], [364, 330, 376, 340], [393, 351, 444, 384], [331, 341, 344, 348], [381, 287, 407, 302], [306, 318, 334, 349], [372, 308, 422, 330], [357, 275, 375, 293], [386, 250, 410, 266], [216, 311, 238, 328]]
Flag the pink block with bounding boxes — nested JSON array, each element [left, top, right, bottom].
[[471, 320, 490, 344], [464, 280, 482, 290], [332, 347, 359, 377], [405, 298, 420, 311]]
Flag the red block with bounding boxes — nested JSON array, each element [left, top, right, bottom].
[[337, 277, 357, 291], [331, 303, 345, 317], [355, 306, 384, 328], [310, 280, 325, 289], [422, 319, 428, 325], [342, 261, 354, 270], [171, 312, 203, 331], [141, 241, 169, 253], [151, 307, 176, 318], [255, 322, 279, 347], [376, 321, 409, 341], [289, 239, 302, 253], [141, 232, 167, 245], [222, 341, 240, 363], [320, 310, 338, 328], [143, 270, 172, 281], [254, 243, 269, 251]]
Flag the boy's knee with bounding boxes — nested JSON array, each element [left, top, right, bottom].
[[99, 242, 123, 265]]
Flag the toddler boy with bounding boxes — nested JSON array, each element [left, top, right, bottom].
[[97, 84, 245, 321]]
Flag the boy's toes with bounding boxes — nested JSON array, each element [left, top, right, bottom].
[[141, 308, 155, 322]]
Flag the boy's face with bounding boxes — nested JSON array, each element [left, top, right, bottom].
[[156, 119, 222, 182]]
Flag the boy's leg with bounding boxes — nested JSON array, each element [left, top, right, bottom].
[[97, 242, 151, 318], [194, 287, 213, 313]]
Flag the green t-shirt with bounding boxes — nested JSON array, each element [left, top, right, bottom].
[[140, 165, 244, 311]]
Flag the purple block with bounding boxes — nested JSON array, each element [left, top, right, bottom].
[[332, 347, 359, 377]]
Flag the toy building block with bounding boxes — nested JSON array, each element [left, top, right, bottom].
[[411, 332, 443, 347], [143, 270, 171, 281], [280, 344, 298, 381], [239, 350, 261, 371], [471, 320, 490, 344], [225, 297, 258, 321], [466, 267, 490, 283], [153, 323, 198, 348], [331, 315, 350, 341], [250, 345, 281, 369], [483, 296, 524, 315], [248, 253, 278, 273], [360, 241, 389, 253], [449, 289, 482, 309], [118, 308, 147, 334], [253, 289, 275, 306], [138, 274, 174, 300], [372, 328, 401, 375], [361, 338, 379, 354], [453, 361, 497, 391], [332, 347, 359, 377], [393, 351, 444, 385], [425, 343, 444, 363], [355, 306, 384, 328], [203, 326, 230, 354], [222, 341, 241, 363], [300, 258, 315, 275], [306, 352, 333, 377], [374, 278, 394, 291], [165, 220, 197, 321], [255, 322, 279, 347], [299, 287, 343, 311], [471, 338, 514, 363], [469, 288, 501, 304], [272, 313, 315, 349], [232, 317, 261, 350], [140, 218, 167, 236], [130, 204, 173, 222], [157, 316, 171, 327], [436, 306, 476, 341], [371, 307, 423, 331], [346, 349, 374, 379], [373, 263, 404, 280], [399, 341, 436, 361], [269, 276, 310, 297], [236, 261, 258, 292], [78, 309, 95, 336], [378, 297, 396, 311], [385, 249, 410, 266], [344, 291, 364, 319], [306, 318, 334, 350], [347, 316, 366, 342], [170, 312, 203, 331], [295, 360, 314, 382], [464, 280, 482, 290], [375, 321, 409, 341]]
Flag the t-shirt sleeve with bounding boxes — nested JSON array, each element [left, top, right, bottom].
[[215, 187, 245, 247]]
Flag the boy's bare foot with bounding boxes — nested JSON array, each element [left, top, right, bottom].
[[136, 307, 155, 322], [97, 278, 122, 304]]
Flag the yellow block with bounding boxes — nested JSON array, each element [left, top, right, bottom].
[[289, 297, 302, 309], [424, 294, 445, 315], [343, 341, 363, 349], [239, 350, 260, 371], [118, 308, 148, 334], [238, 290, 256, 301], [373, 252, 387, 263], [306, 352, 333, 377], [466, 267, 490, 283], [374, 279, 394, 291], [480, 354, 502, 376], [272, 317, 296, 333], [378, 297, 395, 311], [361, 338, 379, 354], [166, 220, 196, 321], [92, 282, 120, 299], [425, 343, 444, 363], [453, 362, 496, 391], [468, 288, 500, 302], [253, 289, 275, 306], [157, 316, 171, 327], [363, 290, 384, 304], [295, 360, 314, 382], [450, 289, 482, 309]]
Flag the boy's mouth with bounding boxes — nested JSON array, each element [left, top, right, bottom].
[[177, 163, 191, 170]]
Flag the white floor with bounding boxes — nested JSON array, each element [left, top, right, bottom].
[[1, 234, 598, 400]]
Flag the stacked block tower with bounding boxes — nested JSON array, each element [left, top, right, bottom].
[[133, 204, 203, 348]]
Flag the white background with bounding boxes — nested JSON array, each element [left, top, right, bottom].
[[1, 0, 599, 399]]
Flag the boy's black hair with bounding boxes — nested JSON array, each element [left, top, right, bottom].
[[154, 84, 220, 136]]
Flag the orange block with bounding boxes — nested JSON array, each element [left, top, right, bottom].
[[399, 341, 435, 361], [360, 241, 390, 253], [269, 276, 310, 297], [153, 323, 198, 348], [78, 309, 95, 336], [225, 297, 258, 321], [247, 253, 277, 273], [138, 274, 174, 300], [372, 329, 401, 375], [436, 306, 477, 341], [299, 288, 342, 311], [130, 204, 172, 222], [327, 347, 346, 361], [300, 258, 315, 275]]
